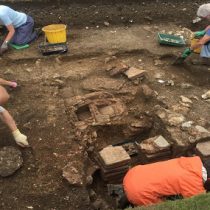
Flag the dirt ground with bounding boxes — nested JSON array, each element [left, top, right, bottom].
[[0, 1, 210, 210]]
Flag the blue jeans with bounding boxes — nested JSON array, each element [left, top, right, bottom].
[[11, 16, 37, 45]]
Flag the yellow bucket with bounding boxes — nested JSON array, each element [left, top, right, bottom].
[[42, 24, 67, 44], [191, 38, 201, 54]]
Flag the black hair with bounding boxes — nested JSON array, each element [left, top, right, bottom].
[[203, 158, 210, 179], [202, 158, 210, 192]]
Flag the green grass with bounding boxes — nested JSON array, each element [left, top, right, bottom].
[[126, 193, 210, 210]]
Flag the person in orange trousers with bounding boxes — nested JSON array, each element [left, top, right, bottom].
[[119, 156, 210, 208]]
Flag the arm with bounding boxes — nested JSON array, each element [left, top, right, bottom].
[[0, 78, 17, 87], [0, 107, 17, 131], [0, 107, 29, 147], [205, 25, 210, 31], [0, 24, 15, 55], [0, 85, 10, 105], [190, 34, 210, 51], [4, 24, 15, 43]]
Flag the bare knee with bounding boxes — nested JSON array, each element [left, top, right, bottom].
[[0, 86, 10, 105]]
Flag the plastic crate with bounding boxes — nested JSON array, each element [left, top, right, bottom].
[[158, 33, 186, 47]]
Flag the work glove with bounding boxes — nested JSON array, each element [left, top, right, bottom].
[[194, 30, 206, 38], [12, 129, 29, 147], [0, 41, 8, 55], [181, 47, 192, 59]]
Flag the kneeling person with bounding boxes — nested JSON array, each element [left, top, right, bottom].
[[122, 156, 210, 207], [0, 5, 37, 54]]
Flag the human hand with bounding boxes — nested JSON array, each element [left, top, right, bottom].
[[10, 82, 17, 88], [12, 129, 29, 147], [181, 48, 192, 59], [0, 41, 8, 55]]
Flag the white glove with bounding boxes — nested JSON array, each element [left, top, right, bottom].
[[12, 129, 29, 147]]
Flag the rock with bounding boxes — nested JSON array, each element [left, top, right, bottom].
[[25, 68, 32, 73], [53, 73, 61, 79], [156, 108, 185, 126], [181, 121, 194, 129], [107, 62, 129, 76], [165, 80, 174, 86], [196, 141, 210, 158], [143, 26, 152, 32], [144, 16, 153, 21], [180, 83, 193, 89], [195, 125, 210, 133], [154, 59, 163, 66], [168, 113, 185, 126], [89, 189, 97, 201], [92, 199, 103, 210], [157, 79, 165, 84], [141, 84, 156, 98], [35, 59, 41, 67], [202, 90, 210, 100], [62, 161, 84, 186], [180, 96, 192, 104], [54, 79, 64, 85], [0, 147, 23, 177], [4, 69, 14, 75], [104, 21, 110, 26], [86, 175, 93, 185], [124, 67, 146, 80]]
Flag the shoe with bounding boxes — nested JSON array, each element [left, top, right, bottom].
[[191, 57, 210, 66]]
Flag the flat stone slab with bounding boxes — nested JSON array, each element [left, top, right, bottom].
[[196, 141, 210, 158], [124, 67, 146, 79], [0, 146, 23, 177], [99, 146, 130, 167]]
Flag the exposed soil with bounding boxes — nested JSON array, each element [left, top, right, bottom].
[[0, 1, 210, 210]]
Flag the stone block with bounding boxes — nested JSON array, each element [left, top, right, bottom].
[[124, 67, 146, 79]]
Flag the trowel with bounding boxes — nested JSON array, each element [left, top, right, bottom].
[[172, 47, 192, 65], [172, 56, 186, 65]]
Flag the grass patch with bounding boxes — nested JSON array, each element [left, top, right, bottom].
[[126, 193, 210, 210]]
